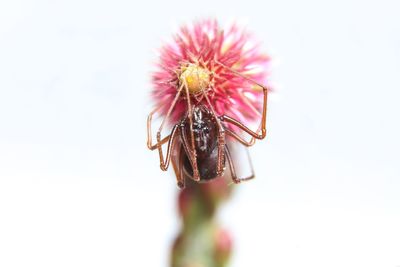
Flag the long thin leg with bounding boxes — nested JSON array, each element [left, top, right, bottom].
[[202, 87, 225, 176], [158, 124, 179, 171], [156, 82, 185, 150], [225, 145, 255, 184], [225, 128, 254, 147], [183, 80, 200, 181], [147, 107, 171, 150], [223, 89, 262, 147], [180, 124, 201, 181], [216, 61, 268, 140], [220, 114, 265, 140], [238, 91, 262, 145], [177, 147, 185, 188], [171, 145, 185, 188]]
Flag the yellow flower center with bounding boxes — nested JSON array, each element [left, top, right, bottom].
[[179, 64, 210, 94]]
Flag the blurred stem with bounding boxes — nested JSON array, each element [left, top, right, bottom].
[[171, 178, 233, 267]]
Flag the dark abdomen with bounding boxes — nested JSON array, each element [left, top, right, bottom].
[[182, 145, 222, 181], [181, 105, 225, 182]]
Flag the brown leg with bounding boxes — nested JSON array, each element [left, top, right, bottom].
[[183, 81, 200, 181], [202, 87, 225, 176], [171, 145, 185, 189], [220, 113, 266, 140], [215, 61, 268, 140], [155, 83, 185, 151], [225, 145, 255, 184], [225, 128, 254, 147], [177, 147, 186, 188], [180, 124, 201, 181], [147, 107, 171, 150], [158, 124, 179, 171], [239, 91, 262, 145]]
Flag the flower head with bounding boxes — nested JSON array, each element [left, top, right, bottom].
[[152, 19, 270, 125]]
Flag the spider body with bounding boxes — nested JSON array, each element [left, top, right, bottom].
[[181, 105, 224, 182], [147, 61, 269, 188]]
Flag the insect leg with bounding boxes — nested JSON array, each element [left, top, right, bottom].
[[158, 124, 179, 171], [238, 91, 262, 145], [225, 144, 255, 184], [202, 87, 225, 176], [154, 82, 185, 151], [180, 124, 201, 181], [225, 128, 254, 147], [177, 146, 186, 188], [147, 106, 171, 150], [183, 80, 200, 181], [220, 113, 266, 140], [171, 144, 185, 188], [215, 60, 268, 140]]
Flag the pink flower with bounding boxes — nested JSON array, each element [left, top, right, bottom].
[[151, 19, 270, 126]]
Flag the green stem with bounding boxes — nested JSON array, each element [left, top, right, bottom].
[[171, 178, 233, 267]]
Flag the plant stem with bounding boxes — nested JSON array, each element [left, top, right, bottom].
[[171, 178, 233, 267]]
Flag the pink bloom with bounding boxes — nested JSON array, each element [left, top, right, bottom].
[[152, 18, 270, 127]]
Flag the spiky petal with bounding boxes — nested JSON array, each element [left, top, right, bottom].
[[152, 19, 270, 126]]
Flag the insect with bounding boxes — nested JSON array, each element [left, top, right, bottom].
[[147, 61, 269, 188]]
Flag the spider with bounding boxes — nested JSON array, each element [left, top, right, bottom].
[[147, 60, 269, 188]]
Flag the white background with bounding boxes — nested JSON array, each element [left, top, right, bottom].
[[0, 0, 399, 266]]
